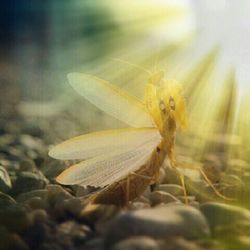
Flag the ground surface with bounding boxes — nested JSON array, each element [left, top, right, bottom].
[[1, 79, 250, 250]]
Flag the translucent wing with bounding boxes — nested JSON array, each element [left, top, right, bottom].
[[67, 73, 155, 128], [56, 129, 161, 187], [49, 128, 161, 160]]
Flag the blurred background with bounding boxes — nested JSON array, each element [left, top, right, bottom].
[[2, 2, 250, 249], [1, 0, 250, 181]]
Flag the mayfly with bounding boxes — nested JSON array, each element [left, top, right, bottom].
[[49, 70, 188, 206]]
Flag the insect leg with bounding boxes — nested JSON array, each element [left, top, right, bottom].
[[169, 162, 188, 204], [199, 166, 233, 201], [175, 168, 188, 204], [178, 162, 233, 201], [130, 172, 152, 180]]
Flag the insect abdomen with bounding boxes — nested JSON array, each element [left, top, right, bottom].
[[90, 141, 166, 206]]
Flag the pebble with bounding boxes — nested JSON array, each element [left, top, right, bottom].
[[178, 196, 196, 204], [111, 236, 160, 250], [30, 209, 49, 224], [19, 159, 37, 172], [103, 204, 210, 246], [237, 235, 250, 249], [0, 204, 32, 233], [57, 220, 90, 246], [163, 165, 181, 185], [0, 165, 12, 192], [131, 201, 151, 210], [40, 159, 66, 180], [45, 184, 83, 219], [53, 196, 82, 219], [150, 191, 180, 206], [16, 189, 48, 203], [11, 171, 48, 195], [19, 134, 45, 153], [2, 232, 30, 250], [23, 219, 56, 249], [80, 204, 120, 225], [155, 184, 184, 196], [200, 202, 250, 232], [0, 191, 16, 207], [220, 174, 243, 186], [81, 237, 104, 250], [46, 184, 73, 200], [159, 237, 205, 250], [26, 196, 48, 210]]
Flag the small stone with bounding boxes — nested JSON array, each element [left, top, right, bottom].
[[80, 204, 120, 224], [163, 165, 181, 185], [57, 220, 90, 246], [0, 165, 12, 192], [220, 174, 243, 186], [0, 204, 32, 233], [19, 159, 37, 172], [30, 209, 48, 224], [4, 233, 29, 250], [189, 201, 200, 209], [0, 191, 16, 207], [159, 237, 205, 250], [46, 184, 83, 219], [27, 197, 48, 210], [135, 196, 151, 205], [24, 222, 55, 250], [104, 204, 210, 246], [177, 196, 196, 204], [46, 184, 73, 201], [131, 201, 151, 210], [19, 134, 44, 152], [200, 202, 250, 232], [111, 236, 159, 250], [54, 197, 82, 218], [40, 159, 65, 179], [82, 237, 104, 250], [7, 146, 24, 161], [16, 189, 48, 203], [228, 158, 249, 168], [156, 184, 184, 196], [237, 235, 250, 248], [150, 191, 179, 206], [12, 171, 48, 195]]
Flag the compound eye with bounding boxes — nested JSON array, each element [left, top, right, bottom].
[[169, 96, 175, 111]]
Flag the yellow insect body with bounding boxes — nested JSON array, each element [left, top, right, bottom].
[[49, 72, 187, 206]]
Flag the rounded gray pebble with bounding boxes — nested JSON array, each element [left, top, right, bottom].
[[111, 236, 160, 250], [150, 191, 179, 206], [0, 165, 12, 192], [104, 204, 210, 246], [0, 191, 16, 207], [156, 184, 184, 196], [200, 202, 250, 231]]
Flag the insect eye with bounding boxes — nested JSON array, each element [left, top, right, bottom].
[[169, 96, 175, 111], [159, 100, 166, 113]]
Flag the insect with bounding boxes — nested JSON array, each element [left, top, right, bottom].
[[49, 70, 188, 206]]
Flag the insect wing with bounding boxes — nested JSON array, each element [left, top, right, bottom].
[[56, 129, 161, 187], [49, 128, 160, 160], [68, 73, 155, 128]]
